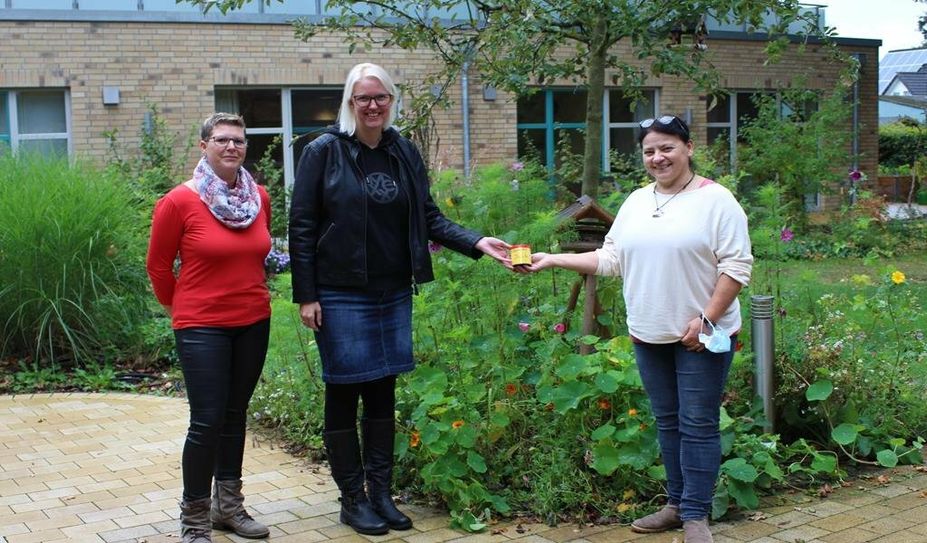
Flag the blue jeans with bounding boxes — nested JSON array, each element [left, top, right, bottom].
[[633, 338, 735, 521], [175, 318, 270, 500]]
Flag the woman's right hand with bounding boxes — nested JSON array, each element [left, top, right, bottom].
[[299, 302, 322, 330], [514, 252, 552, 274]]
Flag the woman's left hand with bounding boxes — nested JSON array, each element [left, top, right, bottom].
[[475, 237, 512, 267], [682, 316, 705, 352]]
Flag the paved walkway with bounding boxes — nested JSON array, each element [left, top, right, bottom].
[[1, 394, 926, 543]]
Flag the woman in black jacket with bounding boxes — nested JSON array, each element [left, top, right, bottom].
[[289, 62, 510, 535]]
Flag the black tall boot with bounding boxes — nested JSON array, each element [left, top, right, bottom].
[[362, 418, 413, 530], [324, 428, 389, 535]]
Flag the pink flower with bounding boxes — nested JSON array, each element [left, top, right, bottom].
[[518, 322, 530, 333], [428, 241, 443, 253], [848, 169, 862, 182], [553, 322, 566, 334], [510, 161, 524, 171], [780, 228, 794, 243]]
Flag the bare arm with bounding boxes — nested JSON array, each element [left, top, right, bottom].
[[515, 251, 599, 275]]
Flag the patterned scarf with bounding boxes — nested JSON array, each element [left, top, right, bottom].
[[192, 156, 261, 229]]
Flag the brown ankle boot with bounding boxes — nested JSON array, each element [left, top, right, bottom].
[[683, 518, 713, 542], [630, 504, 682, 533], [210, 479, 269, 539], [180, 497, 213, 543]]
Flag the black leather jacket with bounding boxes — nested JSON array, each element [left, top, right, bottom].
[[288, 127, 483, 304]]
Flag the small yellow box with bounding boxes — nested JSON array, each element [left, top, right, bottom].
[[510, 244, 532, 266]]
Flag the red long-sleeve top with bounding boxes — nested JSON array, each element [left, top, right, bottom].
[[146, 184, 272, 330]]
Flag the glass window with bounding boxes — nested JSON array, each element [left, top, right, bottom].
[[609, 127, 638, 157], [17, 91, 67, 134], [142, 0, 204, 13], [552, 90, 587, 124], [291, 88, 340, 160], [264, 1, 318, 15], [517, 128, 546, 164], [235, 89, 282, 128], [0, 92, 9, 140], [79, 0, 138, 9], [19, 139, 68, 156], [607, 89, 655, 163], [12, 0, 72, 8], [608, 90, 653, 123], [516, 93, 545, 125], [243, 133, 283, 185], [707, 94, 730, 123]]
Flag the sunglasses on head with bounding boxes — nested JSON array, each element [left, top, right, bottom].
[[639, 115, 689, 138]]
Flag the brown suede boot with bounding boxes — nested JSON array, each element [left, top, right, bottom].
[[630, 504, 682, 533], [210, 479, 269, 539], [179, 497, 213, 543], [683, 518, 713, 542]]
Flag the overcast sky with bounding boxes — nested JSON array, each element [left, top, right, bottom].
[[818, 0, 924, 56]]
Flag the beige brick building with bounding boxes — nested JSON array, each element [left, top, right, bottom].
[[0, 3, 880, 206]]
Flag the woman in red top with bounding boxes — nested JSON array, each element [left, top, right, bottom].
[[146, 113, 271, 543]]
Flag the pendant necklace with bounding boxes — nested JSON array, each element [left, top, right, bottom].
[[652, 172, 696, 218]]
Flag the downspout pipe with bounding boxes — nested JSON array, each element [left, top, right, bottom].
[[461, 60, 471, 179]]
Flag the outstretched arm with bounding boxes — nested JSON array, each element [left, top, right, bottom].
[[515, 251, 599, 275]]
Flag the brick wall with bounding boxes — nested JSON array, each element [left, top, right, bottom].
[[0, 19, 878, 193]]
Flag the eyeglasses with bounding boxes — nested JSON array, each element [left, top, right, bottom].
[[207, 136, 248, 149], [639, 115, 689, 138], [352, 94, 392, 107]]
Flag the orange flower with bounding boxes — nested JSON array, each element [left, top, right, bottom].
[[639, 423, 648, 431], [451, 420, 465, 429], [410, 432, 421, 448], [597, 398, 611, 410], [627, 408, 638, 417], [504, 383, 518, 396]]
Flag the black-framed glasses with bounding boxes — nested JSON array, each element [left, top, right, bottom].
[[639, 115, 689, 138], [207, 136, 248, 149], [352, 94, 392, 107]]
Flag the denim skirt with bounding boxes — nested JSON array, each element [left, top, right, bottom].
[[314, 286, 415, 384]]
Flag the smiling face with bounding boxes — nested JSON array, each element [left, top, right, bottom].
[[351, 76, 392, 139], [640, 131, 694, 192], [199, 122, 246, 184]]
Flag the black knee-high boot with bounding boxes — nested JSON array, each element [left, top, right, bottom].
[[324, 428, 389, 535], [362, 418, 413, 530]]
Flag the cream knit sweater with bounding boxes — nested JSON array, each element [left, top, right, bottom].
[[595, 181, 753, 344]]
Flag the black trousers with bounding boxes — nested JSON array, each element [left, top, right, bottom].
[[175, 318, 270, 500]]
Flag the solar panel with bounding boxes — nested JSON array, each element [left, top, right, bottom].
[[880, 48, 927, 94]]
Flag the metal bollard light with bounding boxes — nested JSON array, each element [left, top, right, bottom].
[[750, 295, 775, 433]]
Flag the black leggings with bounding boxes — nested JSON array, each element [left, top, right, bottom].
[[325, 375, 397, 431], [175, 318, 269, 500]]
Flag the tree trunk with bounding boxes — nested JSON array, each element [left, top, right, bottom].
[[581, 17, 607, 199]]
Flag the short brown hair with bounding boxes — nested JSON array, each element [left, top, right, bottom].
[[200, 112, 246, 140]]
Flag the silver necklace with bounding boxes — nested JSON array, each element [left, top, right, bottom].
[[652, 172, 696, 218]]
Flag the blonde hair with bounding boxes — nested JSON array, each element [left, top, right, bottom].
[[337, 63, 400, 136]]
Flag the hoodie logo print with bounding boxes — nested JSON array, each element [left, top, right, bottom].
[[365, 172, 399, 204]]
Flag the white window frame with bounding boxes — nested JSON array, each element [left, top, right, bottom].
[[1, 89, 72, 156]]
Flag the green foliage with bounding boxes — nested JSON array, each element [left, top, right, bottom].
[[248, 162, 926, 529], [252, 135, 288, 241], [879, 119, 927, 168], [738, 89, 853, 230], [772, 270, 927, 470], [0, 153, 151, 366]]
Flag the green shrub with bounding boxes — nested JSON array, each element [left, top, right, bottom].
[[0, 152, 150, 365], [879, 120, 927, 169]]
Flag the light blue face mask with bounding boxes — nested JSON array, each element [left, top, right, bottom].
[[698, 316, 731, 354]]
